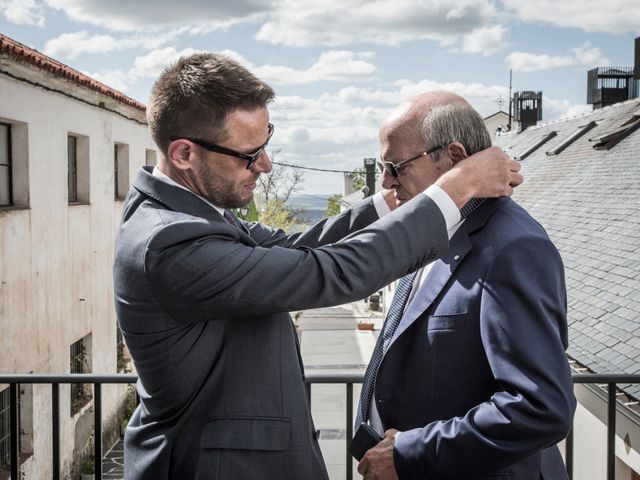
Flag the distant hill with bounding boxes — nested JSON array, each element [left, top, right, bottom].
[[287, 194, 331, 227], [286, 194, 331, 210]]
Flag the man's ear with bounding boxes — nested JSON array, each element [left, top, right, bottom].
[[167, 140, 195, 171], [446, 142, 469, 166]]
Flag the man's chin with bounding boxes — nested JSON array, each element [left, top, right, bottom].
[[225, 193, 254, 210]]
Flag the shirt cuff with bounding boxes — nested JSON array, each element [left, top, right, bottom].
[[423, 185, 461, 232], [372, 191, 391, 218]]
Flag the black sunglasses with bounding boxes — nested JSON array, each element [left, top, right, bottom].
[[171, 123, 274, 169], [377, 145, 443, 177]]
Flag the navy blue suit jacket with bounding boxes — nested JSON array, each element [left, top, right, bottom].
[[375, 198, 576, 480]]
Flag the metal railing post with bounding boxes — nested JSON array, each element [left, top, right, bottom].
[[565, 426, 573, 480], [9, 383, 19, 480], [607, 383, 615, 480], [52, 383, 60, 480], [95, 383, 102, 480], [346, 382, 353, 480]]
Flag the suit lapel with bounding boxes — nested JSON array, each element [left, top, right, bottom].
[[389, 197, 507, 346], [390, 225, 472, 344]]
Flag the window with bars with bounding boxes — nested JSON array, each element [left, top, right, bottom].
[[68, 135, 78, 203], [0, 123, 12, 207], [67, 133, 90, 204], [70, 335, 93, 416], [114, 143, 129, 200]]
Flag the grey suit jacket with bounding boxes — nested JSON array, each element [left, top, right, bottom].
[[113, 167, 449, 479]]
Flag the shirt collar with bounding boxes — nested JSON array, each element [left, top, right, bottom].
[[152, 166, 225, 216]]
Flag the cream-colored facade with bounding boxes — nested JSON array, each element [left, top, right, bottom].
[[484, 110, 511, 137], [0, 38, 156, 479]]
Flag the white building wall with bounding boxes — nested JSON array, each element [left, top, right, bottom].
[[0, 65, 155, 479], [572, 386, 640, 480], [484, 111, 511, 138]]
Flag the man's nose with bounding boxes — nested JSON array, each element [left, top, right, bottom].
[[252, 150, 272, 174], [381, 168, 399, 190]]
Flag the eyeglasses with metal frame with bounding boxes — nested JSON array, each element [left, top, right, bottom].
[[376, 144, 443, 177], [171, 123, 275, 169]]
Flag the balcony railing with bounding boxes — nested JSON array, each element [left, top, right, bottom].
[[0, 373, 639, 480]]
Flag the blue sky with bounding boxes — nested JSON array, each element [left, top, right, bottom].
[[1, 0, 638, 194]]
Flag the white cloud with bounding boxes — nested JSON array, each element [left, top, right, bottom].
[[506, 41, 612, 73], [43, 29, 185, 59], [213, 49, 377, 85], [543, 96, 592, 122], [44, 31, 119, 58], [255, 0, 496, 47], [83, 69, 130, 93], [506, 52, 575, 73], [255, 51, 377, 85], [0, 0, 45, 26], [44, 0, 268, 31], [461, 25, 508, 56], [129, 47, 203, 78], [503, 0, 640, 34], [571, 42, 610, 68]]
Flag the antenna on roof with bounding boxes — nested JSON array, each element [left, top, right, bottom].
[[508, 69, 513, 132]]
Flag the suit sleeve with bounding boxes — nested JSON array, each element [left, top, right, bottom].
[[144, 194, 449, 322], [393, 235, 576, 479], [244, 196, 381, 249]]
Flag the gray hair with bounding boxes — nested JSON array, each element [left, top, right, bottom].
[[421, 102, 492, 160]]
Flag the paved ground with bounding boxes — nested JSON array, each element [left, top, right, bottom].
[[101, 437, 124, 479], [301, 301, 383, 480], [98, 300, 382, 480]]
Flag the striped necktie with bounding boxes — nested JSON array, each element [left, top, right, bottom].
[[223, 209, 241, 228], [355, 270, 418, 428]]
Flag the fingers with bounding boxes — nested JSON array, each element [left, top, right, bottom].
[[510, 171, 524, 187], [383, 428, 399, 439], [357, 456, 369, 476]]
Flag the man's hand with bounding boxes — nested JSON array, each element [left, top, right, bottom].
[[357, 429, 400, 480], [435, 146, 523, 209]]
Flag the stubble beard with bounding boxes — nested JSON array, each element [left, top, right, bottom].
[[199, 159, 254, 209]]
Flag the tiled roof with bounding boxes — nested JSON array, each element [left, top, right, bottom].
[[494, 98, 640, 399], [0, 33, 146, 111]]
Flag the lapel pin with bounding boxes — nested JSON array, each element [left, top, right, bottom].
[[454, 254, 460, 261]]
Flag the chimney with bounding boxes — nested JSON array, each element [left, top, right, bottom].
[[363, 158, 376, 197], [635, 37, 639, 80], [513, 91, 542, 132]]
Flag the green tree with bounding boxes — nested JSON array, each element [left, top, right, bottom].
[[259, 199, 297, 232], [253, 151, 306, 232], [325, 194, 343, 217], [233, 200, 259, 222], [352, 167, 367, 191]]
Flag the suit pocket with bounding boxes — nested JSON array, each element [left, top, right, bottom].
[[200, 416, 290, 451], [427, 312, 467, 331]]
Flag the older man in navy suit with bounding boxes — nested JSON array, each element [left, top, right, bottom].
[[355, 92, 575, 480]]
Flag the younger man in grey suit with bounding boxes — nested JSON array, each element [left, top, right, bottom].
[[356, 92, 575, 480], [113, 54, 522, 479]]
